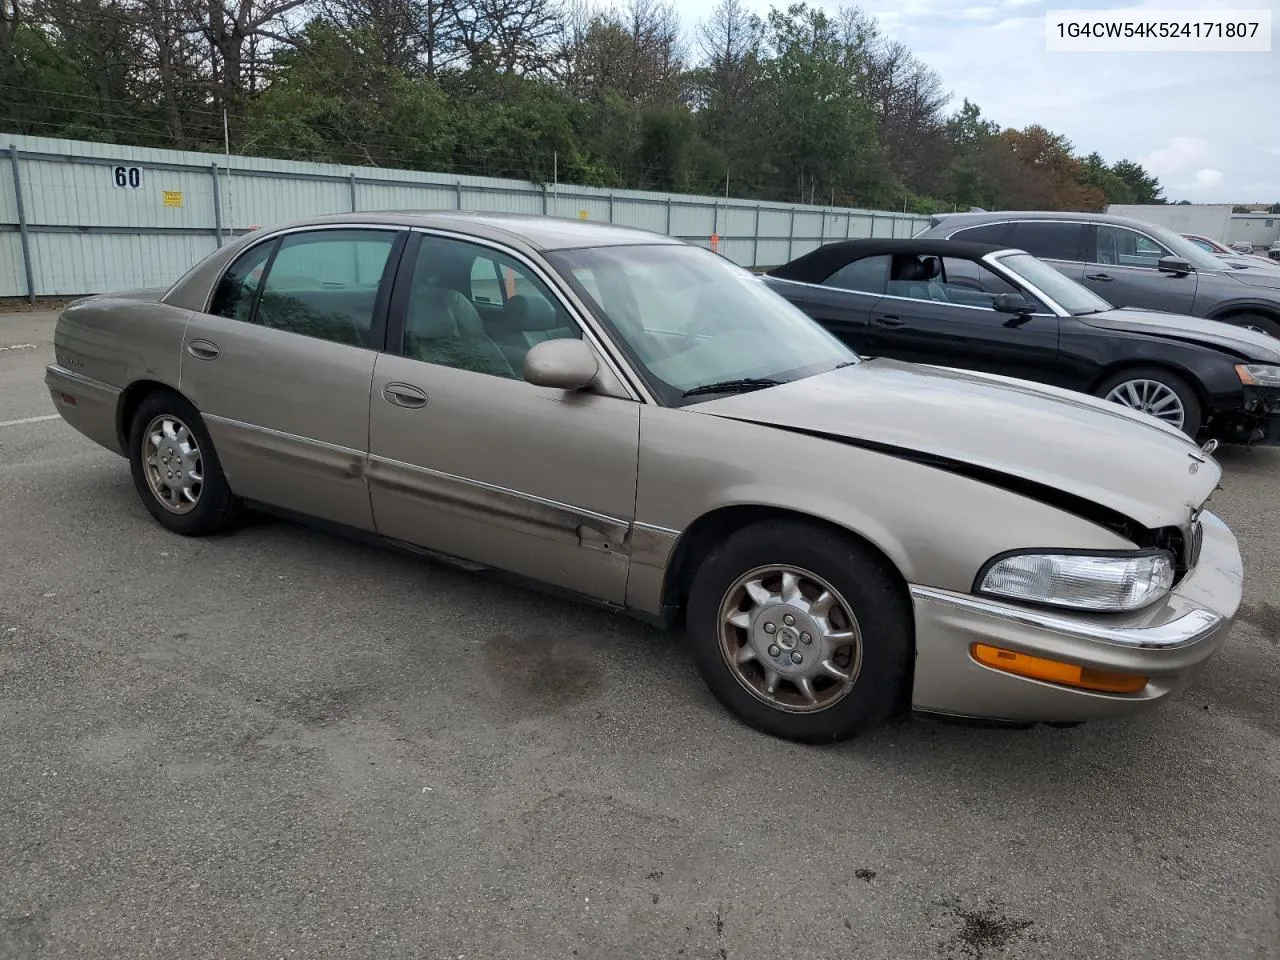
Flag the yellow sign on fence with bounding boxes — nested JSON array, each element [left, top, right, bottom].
[[162, 191, 183, 208], [578, 209, 588, 220]]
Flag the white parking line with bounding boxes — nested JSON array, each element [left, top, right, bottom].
[[0, 414, 60, 428]]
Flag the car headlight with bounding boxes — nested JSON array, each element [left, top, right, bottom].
[[976, 551, 1175, 612], [1236, 363, 1280, 386]]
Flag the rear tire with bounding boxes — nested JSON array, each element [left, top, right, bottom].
[[686, 519, 912, 743], [1218, 312, 1280, 339], [1093, 366, 1202, 437], [127, 389, 242, 536]]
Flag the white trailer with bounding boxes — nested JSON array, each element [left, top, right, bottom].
[[1105, 203, 1234, 241]]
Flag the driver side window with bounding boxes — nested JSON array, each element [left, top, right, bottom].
[[1096, 225, 1170, 269], [402, 236, 581, 381]]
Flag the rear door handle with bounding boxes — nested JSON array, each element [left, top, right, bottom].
[[382, 382, 427, 409], [186, 339, 220, 360], [1085, 273, 1114, 282], [873, 315, 905, 327]]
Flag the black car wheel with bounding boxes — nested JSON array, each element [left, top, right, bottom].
[[686, 518, 912, 744], [1094, 367, 1202, 437]]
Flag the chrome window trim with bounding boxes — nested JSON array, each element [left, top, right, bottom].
[[765, 260, 1063, 318], [982, 251, 1074, 318], [199, 221, 406, 317], [408, 226, 654, 405], [909, 584, 1224, 650]]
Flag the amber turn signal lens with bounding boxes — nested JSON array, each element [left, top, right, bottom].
[[970, 644, 1148, 694], [1236, 364, 1258, 385]]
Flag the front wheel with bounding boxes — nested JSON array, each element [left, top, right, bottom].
[[127, 390, 242, 536], [1094, 367, 1202, 437], [686, 519, 912, 743]]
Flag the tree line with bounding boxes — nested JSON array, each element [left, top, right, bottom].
[[0, 0, 1168, 212]]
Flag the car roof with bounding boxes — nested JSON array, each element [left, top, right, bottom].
[[768, 238, 1012, 283], [246, 210, 681, 252], [161, 211, 683, 312], [925, 209, 1164, 231]]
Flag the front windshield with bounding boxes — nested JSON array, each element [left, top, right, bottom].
[[548, 244, 855, 405], [996, 253, 1113, 315]]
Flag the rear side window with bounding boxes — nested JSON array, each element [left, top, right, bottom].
[[1008, 221, 1084, 261], [824, 255, 890, 294], [255, 230, 398, 347], [949, 222, 1013, 245]]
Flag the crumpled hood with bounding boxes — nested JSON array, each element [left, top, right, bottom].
[[1079, 307, 1280, 361], [690, 358, 1219, 530]]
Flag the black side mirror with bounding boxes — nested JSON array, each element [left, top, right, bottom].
[[992, 293, 1033, 315], [1158, 256, 1194, 275]]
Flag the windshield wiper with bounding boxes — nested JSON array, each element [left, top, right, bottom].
[[682, 377, 784, 398]]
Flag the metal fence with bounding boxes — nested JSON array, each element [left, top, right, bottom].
[[1, 134, 930, 300]]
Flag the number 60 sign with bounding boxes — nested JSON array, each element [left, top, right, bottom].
[[112, 165, 142, 189]]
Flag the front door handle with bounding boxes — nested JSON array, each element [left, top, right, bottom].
[[382, 382, 427, 409], [873, 315, 905, 327], [1085, 273, 1114, 281], [186, 339, 220, 360]]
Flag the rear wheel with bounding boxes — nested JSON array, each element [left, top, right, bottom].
[[127, 390, 242, 536], [686, 519, 912, 743], [1094, 366, 1202, 437]]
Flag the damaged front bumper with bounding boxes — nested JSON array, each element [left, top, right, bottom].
[[907, 509, 1243, 724], [1208, 386, 1280, 445]]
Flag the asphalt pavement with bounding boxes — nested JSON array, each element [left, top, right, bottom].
[[2, 310, 1277, 960]]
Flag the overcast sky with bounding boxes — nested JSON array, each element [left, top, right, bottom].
[[606, 0, 1280, 203]]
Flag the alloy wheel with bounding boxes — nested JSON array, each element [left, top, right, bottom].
[[1103, 378, 1186, 429], [141, 414, 204, 514], [717, 564, 863, 714]]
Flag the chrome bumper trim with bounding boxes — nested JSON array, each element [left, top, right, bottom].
[[45, 364, 123, 396], [908, 585, 1223, 650]]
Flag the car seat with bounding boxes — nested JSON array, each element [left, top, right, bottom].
[[492, 294, 578, 371], [887, 257, 949, 302], [1097, 232, 1118, 265], [404, 272, 514, 379]]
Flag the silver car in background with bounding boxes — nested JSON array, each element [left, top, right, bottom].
[[918, 211, 1280, 338]]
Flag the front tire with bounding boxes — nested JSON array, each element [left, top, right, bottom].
[[1094, 366, 1202, 437], [686, 519, 912, 743], [127, 390, 241, 536]]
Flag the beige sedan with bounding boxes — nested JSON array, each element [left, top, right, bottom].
[[46, 213, 1243, 742]]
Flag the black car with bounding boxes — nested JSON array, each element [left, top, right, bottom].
[[763, 238, 1280, 444]]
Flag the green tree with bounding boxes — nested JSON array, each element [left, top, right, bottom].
[[761, 3, 879, 204], [1110, 159, 1164, 204]]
